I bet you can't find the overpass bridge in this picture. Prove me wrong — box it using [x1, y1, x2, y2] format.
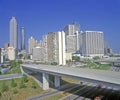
[21, 64, 120, 90]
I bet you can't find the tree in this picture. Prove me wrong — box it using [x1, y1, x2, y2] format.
[17, 60, 23, 64]
[22, 74, 28, 82]
[93, 56, 100, 60]
[9, 60, 17, 68]
[18, 54, 23, 59]
[72, 56, 80, 62]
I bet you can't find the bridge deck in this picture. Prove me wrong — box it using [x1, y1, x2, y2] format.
[22, 64, 120, 86]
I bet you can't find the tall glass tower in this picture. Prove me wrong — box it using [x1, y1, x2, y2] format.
[21, 27, 25, 50]
[10, 17, 18, 49]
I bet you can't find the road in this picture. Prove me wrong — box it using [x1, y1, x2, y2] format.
[22, 64, 120, 89]
[62, 84, 120, 100]
[0, 74, 22, 80]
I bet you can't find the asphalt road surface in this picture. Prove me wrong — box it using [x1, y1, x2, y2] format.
[0, 74, 22, 80]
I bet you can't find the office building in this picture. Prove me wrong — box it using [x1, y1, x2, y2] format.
[4, 43, 9, 50]
[63, 23, 80, 35]
[42, 35, 48, 62]
[46, 31, 66, 65]
[0, 48, 1, 63]
[21, 27, 25, 50]
[28, 36, 36, 54]
[63, 23, 81, 55]
[32, 47, 44, 61]
[82, 31, 104, 57]
[7, 47, 16, 60]
[9, 17, 18, 49]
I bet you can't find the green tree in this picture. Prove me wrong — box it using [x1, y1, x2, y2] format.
[93, 56, 100, 60]
[9, 60, 17, 68]
[17, 60, 23, 64]
[72, 56, 80, 62]
[22, 74, 28, 82]
[18, 54, 23, 59]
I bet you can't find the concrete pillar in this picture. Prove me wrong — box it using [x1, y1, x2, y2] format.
[55, 76, 60, 88]
[42, 72, 49, 90]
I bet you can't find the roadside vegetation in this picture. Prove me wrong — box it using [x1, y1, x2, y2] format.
[83, 59, 112, 70]
[67, 56, 112, 70]
[5, 60, 22, 74]
[0, 75, 43, 100]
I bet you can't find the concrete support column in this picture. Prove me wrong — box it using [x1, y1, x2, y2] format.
[55, 76, 60, 88]
[42, 72, 49, 90]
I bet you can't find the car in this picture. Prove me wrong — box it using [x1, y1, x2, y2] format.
[97, 84, 104, 88]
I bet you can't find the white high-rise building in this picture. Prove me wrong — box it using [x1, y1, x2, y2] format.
[32, 47, 44, 61]
[28, 36, 35, 54]
[7, 47, 16, 60]
[57, 31, 66, 65]
[82, 31, 104, 57]
[46, 31, 66, 65]
[10, 17, 18, 49]
[21, 27, 25, 50]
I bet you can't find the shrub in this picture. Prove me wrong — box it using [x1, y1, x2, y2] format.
[11, 79, 17, 87]
[31, 82, 37, 89]
[22, 74, 28, 82]
[1, 82, 9, 92]
[19, 80, 26, 89]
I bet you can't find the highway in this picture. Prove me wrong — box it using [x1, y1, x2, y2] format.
[22, 64, 120, 89]
[22, 64, 120, 100]
[0, 74, 22, 80]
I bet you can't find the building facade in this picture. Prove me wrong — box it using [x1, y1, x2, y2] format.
[10, 17, 18, 49]
[63, 23, 81, 60]
[32, 47, 44, 61]
[28, 36, 36, 54]
[7, 47, 16, 60]
[21, 27, 25, 50]
[82, 31, 104, 57]
[4, 43, 9, 50]
[46, 31, 66, 65]
[63, 23, 80, 36]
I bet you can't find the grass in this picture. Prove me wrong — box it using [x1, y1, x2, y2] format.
[61, 77, 79, 85]
[82, 60, 112, 70]
[42, 77, 80, 100]
[93, 64, 112, 70]
[0, 77, 44, 100]
[42, 94, 63, 100]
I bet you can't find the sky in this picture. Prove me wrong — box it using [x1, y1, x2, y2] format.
[0, 0, 120, 52]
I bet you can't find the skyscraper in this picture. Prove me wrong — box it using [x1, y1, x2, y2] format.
[9, 17, 18, 49]
[28, 36, 35, 54]
[46, 31, 66, 65]
[63, 23, 81, 54]
[82, 31, 104, 57]
[21, 27, 25, 50]
[63, 23, 80, 35]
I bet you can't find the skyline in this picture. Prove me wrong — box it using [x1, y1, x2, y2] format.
[0, 0, 120, 52]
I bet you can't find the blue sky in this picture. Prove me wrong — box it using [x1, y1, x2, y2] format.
[0, 0, 120, 52]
